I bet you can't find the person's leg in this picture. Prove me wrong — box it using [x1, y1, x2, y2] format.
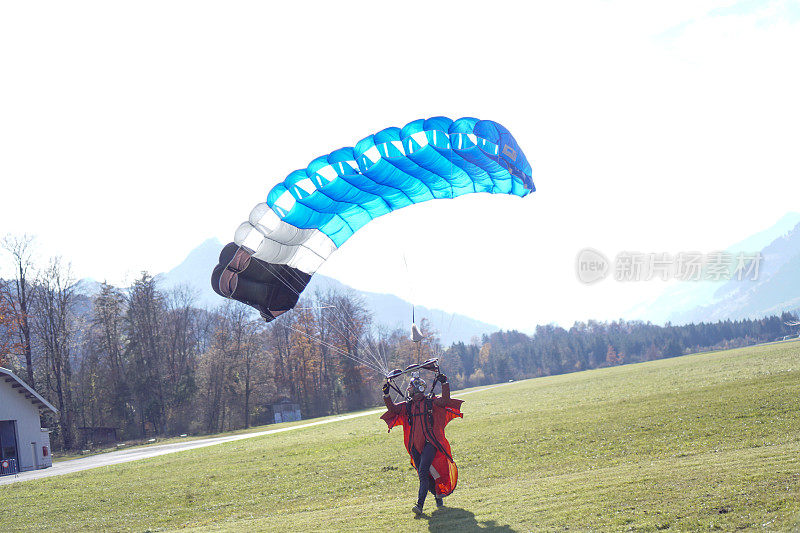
[416, 443, 437, 510]
[409, 446, 424, 514]
[425, 453, 443, 508]
[410, 446, 420, 468]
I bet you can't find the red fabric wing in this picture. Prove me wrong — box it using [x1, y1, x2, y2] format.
[381, 397, 464, 497]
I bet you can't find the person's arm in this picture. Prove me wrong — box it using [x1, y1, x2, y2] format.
[433, 375, 450, 406]
[382, 382, 403, 414]
[384, 394, 403, 413]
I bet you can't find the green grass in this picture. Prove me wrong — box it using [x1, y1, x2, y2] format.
[51, 409, 383, 463]
[3, 341, 800, 531]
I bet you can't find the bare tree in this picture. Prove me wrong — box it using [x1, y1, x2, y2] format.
[0, 283, 22, 367]
[33, 256, 76, 449]
[199, 302, 269, 430]
[2, 234, 37, 386]
[162, 285, 201, 433]
[224, 302, 265, 428]
[198, 309, 237, 433]
[324, 290, 374, 411]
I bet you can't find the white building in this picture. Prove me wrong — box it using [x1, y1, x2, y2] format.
[0, 367, 58, 474]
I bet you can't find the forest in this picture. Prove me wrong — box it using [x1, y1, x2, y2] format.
[2, 235, 798, 451]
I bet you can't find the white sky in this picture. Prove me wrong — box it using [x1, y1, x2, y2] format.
[1, 1, 799, 331]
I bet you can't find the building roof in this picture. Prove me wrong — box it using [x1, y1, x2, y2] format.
[0, 367, 58, 414]
[270, 396, 297, 404]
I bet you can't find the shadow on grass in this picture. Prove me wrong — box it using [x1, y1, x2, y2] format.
[422, 506, 517, 532]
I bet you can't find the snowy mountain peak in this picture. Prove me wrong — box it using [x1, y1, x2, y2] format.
[71, 278, 104, 297]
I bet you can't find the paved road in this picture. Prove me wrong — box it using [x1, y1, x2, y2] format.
[0, 383, 507, 485]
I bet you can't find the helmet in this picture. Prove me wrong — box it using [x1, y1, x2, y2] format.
[408, 377, 427, 395]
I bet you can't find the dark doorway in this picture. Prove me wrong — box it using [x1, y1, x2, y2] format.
[0, 420, 19, 463]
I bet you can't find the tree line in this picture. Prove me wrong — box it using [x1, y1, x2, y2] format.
[444, 314, 799, 387]
[0, 235, 434, 450]
[1, 234, 798, 451]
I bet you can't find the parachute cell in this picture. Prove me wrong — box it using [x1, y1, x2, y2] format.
[212, 116, 534, 321]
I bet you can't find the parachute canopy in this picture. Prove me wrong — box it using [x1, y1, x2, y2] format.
[212, 116, 535, 321]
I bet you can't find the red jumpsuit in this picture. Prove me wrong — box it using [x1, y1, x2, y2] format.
[381, 384, 464, 497]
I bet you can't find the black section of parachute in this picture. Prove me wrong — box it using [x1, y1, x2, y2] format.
[211, 242, 311, 322]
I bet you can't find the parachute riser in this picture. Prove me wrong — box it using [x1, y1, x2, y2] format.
[385, 358, 439, 380]
[385, 357, 440, 399]
[386, 380, 405, 398]
[428, 378, 440, 400]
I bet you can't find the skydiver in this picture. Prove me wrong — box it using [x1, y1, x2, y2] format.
[380, 373, 464, 516]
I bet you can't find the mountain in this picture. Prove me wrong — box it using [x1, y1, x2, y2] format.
[668, 222, 800, 324]
[62, 212, 800, 335]
[153, 238, 223, 308]
[630, 212, 800, 324]
[154, 238, 497, 346]
[304, 275, 497, 346]
[71, 278, 103, 298]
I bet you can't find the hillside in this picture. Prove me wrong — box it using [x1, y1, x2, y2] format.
[154, 238, 498, 346]
[3, 340, 799, 531]
[631, 212, 800, 324]
[672, 219, 800, 323]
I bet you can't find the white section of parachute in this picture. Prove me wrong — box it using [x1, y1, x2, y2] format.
[233, 202, 338, 274]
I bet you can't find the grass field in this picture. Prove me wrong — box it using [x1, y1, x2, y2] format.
[49, 410, 383, 463]
[2, 341, 800, 531]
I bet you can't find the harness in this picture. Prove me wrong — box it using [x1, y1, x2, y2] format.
[405, 398, 454, 463]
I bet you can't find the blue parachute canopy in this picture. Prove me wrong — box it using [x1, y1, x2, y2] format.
[212, 116, 534, 321]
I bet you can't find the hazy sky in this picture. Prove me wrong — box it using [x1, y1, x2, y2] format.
[1, 1, 799, 331]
